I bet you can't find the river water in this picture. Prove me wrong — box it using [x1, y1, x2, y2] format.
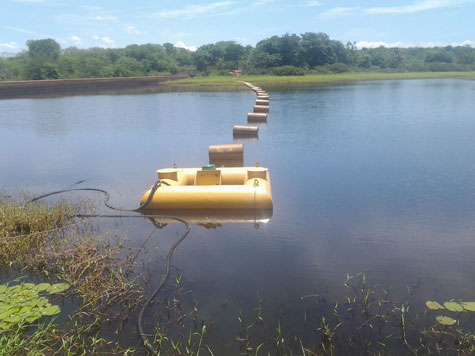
[1, 78, 475, 353]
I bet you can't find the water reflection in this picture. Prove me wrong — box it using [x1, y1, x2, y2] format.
[232, 136, 258, 144]
[143, 209, 273, 229]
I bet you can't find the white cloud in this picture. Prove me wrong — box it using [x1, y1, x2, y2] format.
[458, 40, 475, 47]
[101, 37, 115, 47]
[236, 36, 248, 44]
[355, 40, 474, 49]
[152, 1, 235, 19]
[175, 41, 197, 51]
[127, 26, 147, 35]
[93, 35, 116, 48]
[356, 41, 408, 49]
[0, 42, 17, 49]
[71, 35, 82, 46]
[319, 7, 359, 18]
[303, 1, 322, 7]
[94, 15, 117, 21]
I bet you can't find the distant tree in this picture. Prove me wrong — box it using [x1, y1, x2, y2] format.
[112, 56, 144, 77]
[255, 34, 301, 66]
[193, 47, 213, 71]
[27, 39, 60, 61]
[371, 51, 387, 68]
[453, 46, 474, 65]
[357, 54, 371, 69]
[223, 42, 244, 62]
[163, 43, 176, 56]
[250, 51, 282, 69]
[424, 49, 453, 63]
[300, 32, 346, 67]
[173, 48, 193, 67]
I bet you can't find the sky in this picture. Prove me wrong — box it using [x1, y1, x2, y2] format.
[1, 0, 474, 54]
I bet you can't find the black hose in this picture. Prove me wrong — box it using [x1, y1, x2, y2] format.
[26, 181, 190, 354]
[27, 178, 165, 212]
[138, 217, 190, 353]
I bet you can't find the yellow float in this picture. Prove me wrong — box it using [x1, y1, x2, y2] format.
[140, 165, 273, 210]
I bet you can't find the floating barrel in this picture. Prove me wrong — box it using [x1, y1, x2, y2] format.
[209, 144, 244, 167]
[257, 95, 269, 100]
[256, 91, 267, 96]
[248, 113, 268, 122]
[256, 99, 269, 106]
[253, 105, 269, 113]
[233, 125, 258, 137]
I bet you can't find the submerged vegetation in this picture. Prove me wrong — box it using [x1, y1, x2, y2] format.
[1, 193, 475, 355]
[1, 33, 474, 81]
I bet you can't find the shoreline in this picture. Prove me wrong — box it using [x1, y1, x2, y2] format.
[169, 71, 475, 91]
[1, 71, 474, 99]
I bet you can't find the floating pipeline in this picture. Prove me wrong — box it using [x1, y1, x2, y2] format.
[248, 112, 268, 122]
[233, 125, 259, 137]
[253, 105, 270, 113]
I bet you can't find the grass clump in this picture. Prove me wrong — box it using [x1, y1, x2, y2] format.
[0, 195, 77, 264]
[0, 192, 143, 354]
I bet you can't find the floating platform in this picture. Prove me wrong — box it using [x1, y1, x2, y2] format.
[140, 166, 273, 210]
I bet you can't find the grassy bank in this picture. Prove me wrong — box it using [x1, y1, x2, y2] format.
[167, 71, 475, 91]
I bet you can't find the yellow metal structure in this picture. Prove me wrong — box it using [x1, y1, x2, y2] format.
[140, 167, 273, 210]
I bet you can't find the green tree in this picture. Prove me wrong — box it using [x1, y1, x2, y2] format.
[27, 39, 60, 61]
[453, 46, 474, 65]
[357, 54, 371, 69]
[424, 49, 453, 63]
[300, 32, 346, 67]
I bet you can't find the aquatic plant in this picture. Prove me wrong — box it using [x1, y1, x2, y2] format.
[0, 280, 69, 331]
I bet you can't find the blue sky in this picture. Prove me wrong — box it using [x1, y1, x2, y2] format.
[1, 0, 474, 54]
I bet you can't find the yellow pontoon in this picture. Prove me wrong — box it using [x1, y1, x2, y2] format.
[140, 166, 273, 210]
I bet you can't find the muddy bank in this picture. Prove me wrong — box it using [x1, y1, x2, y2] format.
[0, 75, 188, 99]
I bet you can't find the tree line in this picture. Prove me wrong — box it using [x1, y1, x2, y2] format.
[0, 33, 474, 81]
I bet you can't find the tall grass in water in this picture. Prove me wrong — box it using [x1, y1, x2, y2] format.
[0, 193, 143, 355]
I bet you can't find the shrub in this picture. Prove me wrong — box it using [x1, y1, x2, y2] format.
[325, 63, 350, 73]
[272, 65, 305, 76]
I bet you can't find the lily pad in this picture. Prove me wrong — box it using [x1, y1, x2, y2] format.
[42, 305, 60, 316]
[22, 283, 35, 290]
[460, 302, 475, 312]
[426, 301, 444, 310]
[444, 301, 464, 312]
[34, 283, 51, 292]
[0, 282, 64, 329]
[47, 283, 70, 294]
[436, 316, 457, 326]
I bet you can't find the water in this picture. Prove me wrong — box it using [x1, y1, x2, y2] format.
[1, 79, 475, 353]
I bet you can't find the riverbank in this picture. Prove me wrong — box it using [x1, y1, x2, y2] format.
[0, 75, 187, 99]
[1, 72, 473, 99]
[167, 71, 475, 91]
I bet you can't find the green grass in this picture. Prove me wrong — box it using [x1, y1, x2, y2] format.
[167, 71, 475, 91]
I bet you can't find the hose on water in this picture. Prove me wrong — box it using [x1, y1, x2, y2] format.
[23, 180, 190, 355]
